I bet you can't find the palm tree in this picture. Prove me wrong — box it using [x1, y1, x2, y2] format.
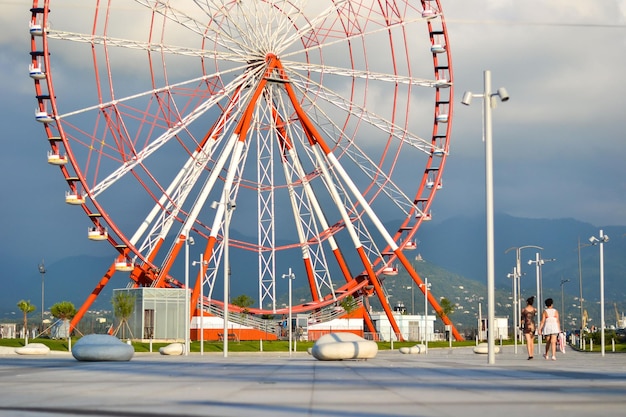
[232, 294, 254, 314]
[437, 297, 455, 335]
[437, 297, 455, 319]
[17, 300, 36, 343]
[112, 291, 136, 339]
[50, 301, 77, 339]
[340, 295, 359, 331]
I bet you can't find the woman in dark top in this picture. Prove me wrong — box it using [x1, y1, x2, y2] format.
[520, 296, 537, 359]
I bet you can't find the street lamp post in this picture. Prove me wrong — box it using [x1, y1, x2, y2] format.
[38, 260, 46, 328]
[528, 253, 556, 354]
[420, 278, 431, 354]
[506, 267, 518, 354]
[282, 268, 296, 357]
[505, 245, 543, 347]
[589, 230, 609, 357]
[211, 198, 236, 358]
[576, 238, 591, 347]
[406, 284, 414, 315]
[560, 279, 570, 331]
[223, 200, 235, 358]
[184, 236, 195, 356]
[462, 70, 509, 365]
[192, 254, 208, 355]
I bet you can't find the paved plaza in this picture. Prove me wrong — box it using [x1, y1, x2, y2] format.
[0, 345, 624, 417]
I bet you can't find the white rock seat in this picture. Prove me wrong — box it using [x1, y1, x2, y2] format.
[473, 342, 500, 354]
[72, 334, 134, 362]
[311, 333, 378, 361]
[399, 344, 426, 354]
[15, 343, 50, 355]
[159, 342, 184, 356]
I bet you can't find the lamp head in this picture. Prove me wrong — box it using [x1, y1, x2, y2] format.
[210, 201, 219, 209]
[589, 236, 599, 244]
[187, 236, 195, 245]
[497, 87, 510, 102]
[461, 91, 473, 106]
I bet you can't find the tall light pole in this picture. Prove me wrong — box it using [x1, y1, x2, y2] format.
[224, 200, 235, 358]
[192, 254, 208, 355]
[506, 267, 518, 354]
[38, 260, 46, 327]
[576, 238, 591, 346]
[528, 253, 556, 354]
[420, 278, 431, 354]
[589, 230, 609, 357]
[505, 245, 543, 347]
[282, 268, 296, 356]
[210, 198, 236, 358]
[560, 278, 570, 331]
[462, 70, 509, 364]
[184, 236, 195, 355]
[405, 284, 414, 315]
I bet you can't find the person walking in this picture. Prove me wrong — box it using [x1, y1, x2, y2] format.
[520, 296, 537, 359]
[539, 298, 561, 360]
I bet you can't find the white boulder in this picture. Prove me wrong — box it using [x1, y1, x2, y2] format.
[399, 344, 426, 354]
[15, 343, 50, 355]
[473, 342, 500, 354]
[311, 333, 378, 361]
[159, 343, 184, 355]
[72, 334, 134, 362]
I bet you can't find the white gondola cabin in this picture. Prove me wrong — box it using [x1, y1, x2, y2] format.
[35, 110, 53, 123]
[382, 265, 399, 276]
[114, 256, 134, 272]
[426, 180, 443, 190]
[29, 64, 46, 79]
[416, 211, 432, 221]
[65, 191, 85, 205]
[432, 148, 445, 157]
[47, 150, 67, 165]
[435, 113, 449, 123]
[88, 226, 108, 241]
[29, 21, 46, 36]
[404, 241, 417, 250]
[430, 44, 446, 54]
[422, 9, 436, 19]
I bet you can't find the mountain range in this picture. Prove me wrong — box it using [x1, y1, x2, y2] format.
[2, 213, 625, 331]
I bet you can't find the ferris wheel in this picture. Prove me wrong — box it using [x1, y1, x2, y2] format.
[29, 0, 461, 341]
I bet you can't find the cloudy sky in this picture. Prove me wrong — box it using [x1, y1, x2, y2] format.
[1, 0, 625, 285]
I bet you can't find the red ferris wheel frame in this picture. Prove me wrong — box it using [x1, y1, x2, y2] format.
[28, 0, 462, 342]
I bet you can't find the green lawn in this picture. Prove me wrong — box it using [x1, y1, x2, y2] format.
[2, 337, 622, 353]
[1, 337, 477, 353]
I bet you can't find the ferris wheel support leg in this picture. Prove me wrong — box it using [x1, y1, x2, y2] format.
[301, 257, 320, 301]
[189, 237, 218, 317]
[362, 308, 377, 339]
[355, 247, 404, 341]
[69, 261, 118, 333]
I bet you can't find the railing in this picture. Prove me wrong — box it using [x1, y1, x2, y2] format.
[202, 296, 364, 337]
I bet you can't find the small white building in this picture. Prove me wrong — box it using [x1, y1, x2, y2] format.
[478, 317, 509, 341]
[114, 288, 187, 341]
[0, 323, 16, 339]
[370, 312, 435, 342]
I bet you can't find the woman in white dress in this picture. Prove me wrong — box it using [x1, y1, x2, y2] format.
[539, 298, 561, 360]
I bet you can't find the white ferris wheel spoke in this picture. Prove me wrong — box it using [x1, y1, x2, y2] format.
[286, 69, 437, 153]
[88, 69, 260, 199]
[47, 30, 246, 63]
